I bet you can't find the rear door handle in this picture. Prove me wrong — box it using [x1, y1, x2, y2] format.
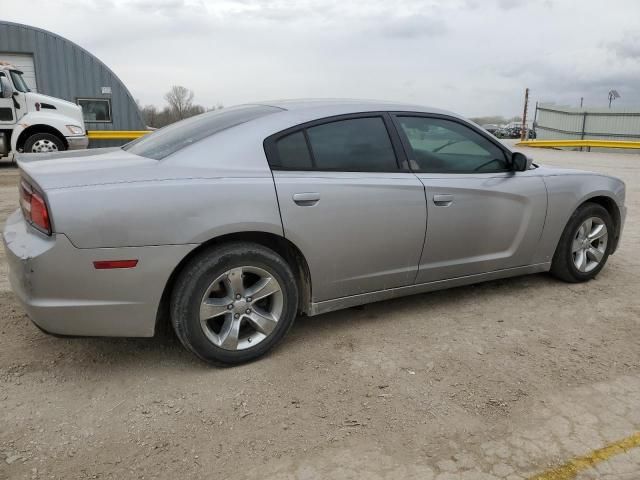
[433, 194, 454, 206]
[293, 192, 320, 206]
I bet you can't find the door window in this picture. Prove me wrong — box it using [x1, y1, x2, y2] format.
[270, 116, 398, 171]
[397, 116, 509, 173]
[306, 117, 398, 171]
[0, 73, 14, 122]
[273, 131, 313, 169]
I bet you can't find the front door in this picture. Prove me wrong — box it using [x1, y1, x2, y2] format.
[392, 114, 547, 283]
[0, 73, 16, 126]
[265, 114, 427, 302]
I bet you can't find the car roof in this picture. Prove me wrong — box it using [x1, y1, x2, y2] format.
[253, 98, 458, 118]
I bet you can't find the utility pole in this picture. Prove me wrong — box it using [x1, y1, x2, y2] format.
[580, 97, 584, 108]
[520, 88, 529, 141]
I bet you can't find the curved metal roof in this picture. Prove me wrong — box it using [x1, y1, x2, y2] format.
[0, 20, 145, 132]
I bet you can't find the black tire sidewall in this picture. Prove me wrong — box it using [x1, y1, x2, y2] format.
[170, 243, 298, 365]
[24, 133, 65, 153]
[554, 203, 614, 282]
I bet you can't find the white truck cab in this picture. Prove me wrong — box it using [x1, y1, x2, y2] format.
[0, 61, 88, 159]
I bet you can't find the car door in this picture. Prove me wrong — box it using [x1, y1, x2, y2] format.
[0, 72, 16, 126]
[265, 114, 427, 302]
[392, 114, 547, 283]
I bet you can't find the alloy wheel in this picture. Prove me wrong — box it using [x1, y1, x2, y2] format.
[572, 217, 608, 273]
[199, 266, 284, 350]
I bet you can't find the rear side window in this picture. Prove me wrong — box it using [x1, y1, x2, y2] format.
[306, 117, 397, 171]
[124, 105, 282, 160]
[273, 131, 313, 169]
[269, 116, 399, 171]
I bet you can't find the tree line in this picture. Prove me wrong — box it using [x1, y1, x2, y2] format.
[137, 85, 222, 129]
[138, 88, 524, 130]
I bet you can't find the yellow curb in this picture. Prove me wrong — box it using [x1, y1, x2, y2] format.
[529, 431, 640, 480]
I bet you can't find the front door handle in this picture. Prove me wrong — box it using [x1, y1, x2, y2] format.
[433, 194, 454, 206]
[293, 192, 320, 206]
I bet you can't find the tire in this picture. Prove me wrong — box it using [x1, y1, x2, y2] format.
[550, 202, 614, 283]
[170, 242, 299, 365]
[23, 132, 65, 153]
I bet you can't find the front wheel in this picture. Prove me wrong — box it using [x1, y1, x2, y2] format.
[170, 242, 299, 365]
[24, 132, 65, 153]
[550, 202, 614, 283]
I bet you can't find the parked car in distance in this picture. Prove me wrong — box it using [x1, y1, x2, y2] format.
[481, 123, 500, 134]
[3, 100, 626, 365]
[495, 122, 536, 140]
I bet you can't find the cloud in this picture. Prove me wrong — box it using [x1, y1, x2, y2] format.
[497, 0, 526, 10]
[1, 0, 639, 116]
[376, 15, 447, 38]
[607, 33, 640, 60]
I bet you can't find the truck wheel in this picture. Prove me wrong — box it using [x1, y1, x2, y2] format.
[170, 242, 299, 365]
[24, 133, 65, 153]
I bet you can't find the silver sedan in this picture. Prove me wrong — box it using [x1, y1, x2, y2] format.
[3, 100, 627, 364]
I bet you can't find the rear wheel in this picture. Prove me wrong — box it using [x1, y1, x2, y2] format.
[24, 132, 65, 153]
[170, 242, 299, 365]
[550, 202, 613, 283]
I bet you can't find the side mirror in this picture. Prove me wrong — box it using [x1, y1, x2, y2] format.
[0, 77, 13, 98]
[512, 151, 532, 171]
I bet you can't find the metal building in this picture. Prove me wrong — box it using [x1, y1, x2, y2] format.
[0, 20, 144, 145]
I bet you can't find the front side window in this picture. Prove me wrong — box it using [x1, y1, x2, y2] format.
[397, 116, 509, 173]
[77, 98, 112, 123]
[305, 117, 398, 171]
[9, 70, 30, 93]
[124, 105, 281, 160]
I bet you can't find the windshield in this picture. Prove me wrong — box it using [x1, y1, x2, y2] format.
[123, 105, 282, 160]
[9, 70, 30, 93]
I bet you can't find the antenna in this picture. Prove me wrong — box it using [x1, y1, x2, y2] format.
[608, 89, 620, 108]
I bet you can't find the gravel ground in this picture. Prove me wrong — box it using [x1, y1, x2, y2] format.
[0, 146, 639, 480]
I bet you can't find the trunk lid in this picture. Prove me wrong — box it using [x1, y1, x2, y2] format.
[17, 148, 160, 190]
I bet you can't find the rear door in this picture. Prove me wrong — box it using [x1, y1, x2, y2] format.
[392, 114, 547, 283]
[265, 114, 427, 302]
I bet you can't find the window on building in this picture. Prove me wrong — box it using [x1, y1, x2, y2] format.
[77, 98, 112, 123]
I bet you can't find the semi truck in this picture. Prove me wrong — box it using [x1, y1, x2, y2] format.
[0, 61, 88, 160]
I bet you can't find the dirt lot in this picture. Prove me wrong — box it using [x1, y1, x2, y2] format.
[1, 147, 639, 480]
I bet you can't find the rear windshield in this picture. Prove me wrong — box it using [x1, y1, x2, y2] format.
[123, 105, 282, 160]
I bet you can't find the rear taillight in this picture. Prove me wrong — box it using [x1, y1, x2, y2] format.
[20, 179, 51, 235]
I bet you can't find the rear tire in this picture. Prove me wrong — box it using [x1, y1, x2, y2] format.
[170, 242, 299, 365]
[550, 202, 613, 283]
[24, 132, 65, 153]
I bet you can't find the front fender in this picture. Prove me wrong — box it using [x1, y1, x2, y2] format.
[534, 173, 626, 263]
[11, 111, 83, 150]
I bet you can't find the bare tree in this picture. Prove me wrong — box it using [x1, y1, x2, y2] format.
[140, 104, 160, 127]
[164, 85, 195, 121]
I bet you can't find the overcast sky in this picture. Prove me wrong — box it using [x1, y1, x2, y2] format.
[3, 0, 640, 116]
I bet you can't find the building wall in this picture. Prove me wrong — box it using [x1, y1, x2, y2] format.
[0, 21, 145, 146]
[536, 103, 640, 141]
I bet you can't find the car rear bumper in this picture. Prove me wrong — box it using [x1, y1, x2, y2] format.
[3, 209, 195, 337]
[66, 135, 89, 151]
